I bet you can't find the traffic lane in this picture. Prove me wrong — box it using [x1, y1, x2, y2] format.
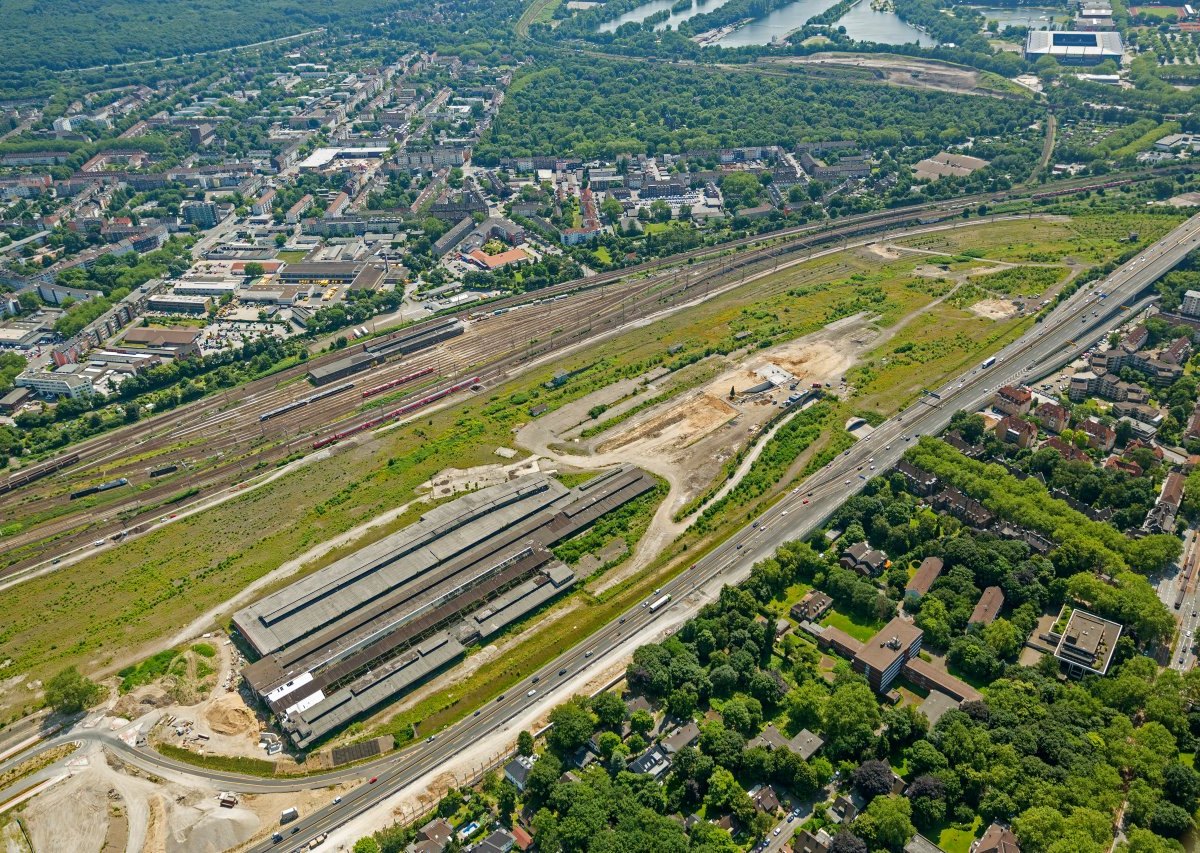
[103, 219, 1200, 846]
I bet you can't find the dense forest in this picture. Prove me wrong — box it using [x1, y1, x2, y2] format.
[0, 0, 529, 83]
[474, 57, 1041, 161]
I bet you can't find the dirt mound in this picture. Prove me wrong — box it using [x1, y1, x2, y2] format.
[204, 695, 257, 736]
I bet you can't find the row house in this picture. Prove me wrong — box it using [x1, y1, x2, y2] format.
[933, 486, 994, 528]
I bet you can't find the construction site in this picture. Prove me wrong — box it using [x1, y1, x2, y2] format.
[234, 465, 656, 748]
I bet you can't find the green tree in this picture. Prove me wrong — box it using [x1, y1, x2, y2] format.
[630, 708, 654, 736]
[243, 262, 265, 278]
[854, 795, 915, 851]
[518, 730, 535, 756]
[823, 680, 881, 757]
[591, 692, 626, 730]
[547, 699, 596, 754]
[353, 838, 381, 853]
[44, 666, 102, 713]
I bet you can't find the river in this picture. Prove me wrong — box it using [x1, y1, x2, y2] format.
[715, 0, 843, 46]
[834, 2, 938, 46]
[598, 0, 734, 32]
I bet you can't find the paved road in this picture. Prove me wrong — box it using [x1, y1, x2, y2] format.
[241, 211, 1200, 852]
[8, 213, 1199, 851]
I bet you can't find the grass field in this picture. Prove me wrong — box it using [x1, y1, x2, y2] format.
[938, 817, 983, 853]
[0, 214, 1155, 728]
[820, 609, 884, 642]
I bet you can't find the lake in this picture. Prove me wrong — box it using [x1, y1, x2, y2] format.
[834, 2, 938, 46]
[598, 0, 734, 32]
[715, 0, 843, 46]
[968, 4, 1062, 28]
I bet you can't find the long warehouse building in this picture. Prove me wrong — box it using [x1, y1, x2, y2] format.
[234, 466, 656, 747]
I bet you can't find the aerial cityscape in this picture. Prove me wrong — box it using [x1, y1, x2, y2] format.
[1, 0, 1200, 851]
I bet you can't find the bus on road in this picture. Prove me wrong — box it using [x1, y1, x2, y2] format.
[981, 356, 996, 369]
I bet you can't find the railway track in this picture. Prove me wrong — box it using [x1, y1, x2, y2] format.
[0, 170, 1174, 571]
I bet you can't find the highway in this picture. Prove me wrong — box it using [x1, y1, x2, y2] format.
[5, 212, 1197, 851]
[237, 209, 1200, 851]
[0, 217, 1195, 849]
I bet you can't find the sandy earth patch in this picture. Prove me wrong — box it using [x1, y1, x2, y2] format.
[204, 694, 258, 737]
[597, 393, 738, 454]
[970, 298, 1020, 320]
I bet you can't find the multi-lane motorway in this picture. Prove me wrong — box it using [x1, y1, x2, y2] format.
[235, 210, 1200, 850]
[6, 212, 1199, 851]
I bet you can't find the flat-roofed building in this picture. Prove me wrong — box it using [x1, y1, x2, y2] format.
[1053, 608, 1121, 677]
[1025, 30, 1123, 65]
[120, 326, 202, 357]
[852, 616, 923, 693]
[15, 369, 94, 398]
[147, 294, 212, 315]
[235, 467, 656, 748]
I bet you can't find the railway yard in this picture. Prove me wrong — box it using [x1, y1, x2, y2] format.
[0, 179, 1196, 853]
[0, 170, 1165, 581]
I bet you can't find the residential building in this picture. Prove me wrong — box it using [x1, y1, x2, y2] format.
[969, 586, 1005, 626]
[1052, 607, 1122, 678]
[995, 415, 1037, 449]
[1144, 470, 1186, 534]
[416, 818, 454, 849]
[252, 187, 277, 216]
[906, 836, 947, 853]
[660, 721, 700, 755]
[504, 754, 537, 791]
[473, 829, 517, 853]
[933, 487, 994, 528]
[628, 745, 671, 780]
[1182, 289, 1200, 318]
[839, 541, 889, 577]
[182, 201, 220, 228]
[791, 590, 834, 622]
[895, 460, 939, 496]
[906, 557, 945, 604]
[1042, 435, 1090, 462]
[794, 828, 834, 853]
[285, 194, 314, 224]
[993, 385, 1032, 416]
[852, 616, 923, 693]
[972, 822, 1020, 853]
[1078, 419, 1115, 452]
[1035, 401, 1070, 434]
[751, 784, 781, 814]
[750, 724, 825, 759]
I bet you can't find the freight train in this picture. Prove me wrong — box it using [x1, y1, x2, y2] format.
[361, 366, 437, 399]
[307, 319, 464, 386]
[312, 377, 479, 450]
[259, 382, 356, 422]
[0, 453, 81, 497]
[69, 477, 130, 500]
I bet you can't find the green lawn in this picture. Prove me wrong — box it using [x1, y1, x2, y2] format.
[938, 817, 983, 853]
[820, 608, 884, 642]
[276, 250, 308, 263]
